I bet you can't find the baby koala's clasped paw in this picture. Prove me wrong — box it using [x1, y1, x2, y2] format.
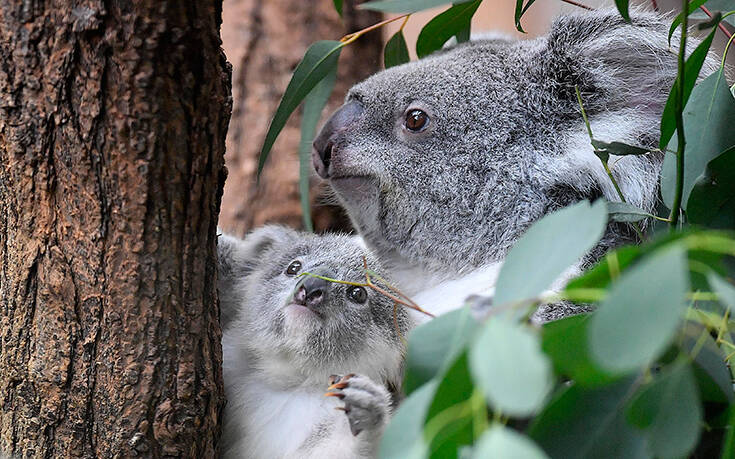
[325, 373, 391, 437]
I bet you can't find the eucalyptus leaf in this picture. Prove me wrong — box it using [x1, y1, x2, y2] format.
[493, 200, 607, 310]
[591, 139, 650, 156]
[259, 40, 343, 176]
[722, 405, 735, 459]
[384, 30, 410, 69]
[361, 0, 474, 13]
[529, 378, 648, 459]
[607, 201, 655, 223]
[298, 65, 337, 231]
[379, 381, 438, 459]
[614, 0, 630, 22]
[404, 307, 478, 394]
[416, 0, 482, 58]
[473, 426, 549, 459]
[333, 0, 343, 16]
[661, 71, 735, 209]
[659, 27, 718, 151]
[668, 0, 708, 43]
[469, 318, 552, 416]
[708, 272, 735, 313]
[687, 147, 735, 228]
[542, 315, 618, 387]
[589, 246, 689, 373]
[626, 362, 702, 459]
[514, 0, 537, 33]
[680, 321, 734, 403]
[426, 352, 475, 456]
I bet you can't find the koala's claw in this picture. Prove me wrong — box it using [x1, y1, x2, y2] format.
[324, 373, 390, 437]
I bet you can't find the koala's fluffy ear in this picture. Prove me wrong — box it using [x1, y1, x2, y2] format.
[217, 225, 299, 327]
[544, 9, 683, 115]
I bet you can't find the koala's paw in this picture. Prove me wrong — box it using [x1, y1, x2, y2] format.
[325, 373, 391, 437]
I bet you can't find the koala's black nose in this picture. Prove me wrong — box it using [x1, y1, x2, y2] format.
[293, 268, 336, 310]
[312, 100, 363, 179]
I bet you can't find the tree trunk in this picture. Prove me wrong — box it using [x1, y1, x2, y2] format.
[218, 0, 383, 236]
[0, 1, 230, 457]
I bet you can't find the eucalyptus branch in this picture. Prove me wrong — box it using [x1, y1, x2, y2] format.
[340, 13, 410, 45]
[669, 0, 689, 228]
[574, 86, 645, 241]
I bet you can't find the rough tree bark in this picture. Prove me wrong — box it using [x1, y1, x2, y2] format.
[218, 0, 383, 236]
[0, 1, 230, 457]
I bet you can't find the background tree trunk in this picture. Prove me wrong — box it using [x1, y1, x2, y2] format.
[0, 1, 230, 456]
[217, 0, 383, 236]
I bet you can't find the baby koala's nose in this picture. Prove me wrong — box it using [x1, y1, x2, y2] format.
[294, 269, 336, 310]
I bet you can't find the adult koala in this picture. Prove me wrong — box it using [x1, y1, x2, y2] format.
[312, 10, 705, 321]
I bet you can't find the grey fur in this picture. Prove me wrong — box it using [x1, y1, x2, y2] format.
[217, 226, 411, 458]
[313, 9, 719, 321]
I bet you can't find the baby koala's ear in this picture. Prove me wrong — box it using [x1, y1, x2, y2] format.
[217, 225, 299, 279]
[216, 225, 299, 327]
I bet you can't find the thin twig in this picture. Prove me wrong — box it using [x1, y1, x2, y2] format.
[560, 0, 594, 10]
[340, 13, 410, 45]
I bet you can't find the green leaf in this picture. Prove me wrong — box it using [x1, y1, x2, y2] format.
[404, 307, 479, 394]
[722, 404, 735, 459]
[473, 426, 549, 459]
[591, 139, 651, 156]
[589, 246, 689, 373]
[614, 0, 630, 22]
[542, 315, 618, 387]
[626, 362, 702, 459]
[426, 351, 475, 456]
[668, 0, 708, 44]
[258, 40, 343, 176]
[493, 200, 607, 310]
[607, 201, 656, 223]
[361, 0, 474, 13]
[708, 272, 735, 313]
[455, 24, 471, 44]
[565, 245, 642, 291]
[514, 0, 538, 33]
[680, 321, 734, 403]
[384, 30, 410, 69]
[298, 65, 337, 231]
[661, 71, 735, 208]
[416, 0, 482, 59]
[333, 0, 343, 16]
[687, 147, 735, 228]
[379, 381, 438, 459]
[529, 378, 648, 459]
[659, 27, 719, 150]
[469, 318, 552, 417]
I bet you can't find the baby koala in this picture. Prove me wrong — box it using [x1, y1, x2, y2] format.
[217, 226, 411, 459]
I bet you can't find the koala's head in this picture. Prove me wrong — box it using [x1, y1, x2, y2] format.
[217, 226, 410, 382]
[313, 10, 694, 275]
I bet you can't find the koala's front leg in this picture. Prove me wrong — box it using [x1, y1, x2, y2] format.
[325, 373, 391, 455]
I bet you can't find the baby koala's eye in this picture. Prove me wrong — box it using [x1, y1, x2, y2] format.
[404, 109, 429, 132]
[346, 286, 368, 304]
[285, 260, 302, 276]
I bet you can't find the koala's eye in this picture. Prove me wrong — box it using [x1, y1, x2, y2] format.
[405, 109, 429, 132]
[346, 286, 368, 304]
[285, 260, 302, 276]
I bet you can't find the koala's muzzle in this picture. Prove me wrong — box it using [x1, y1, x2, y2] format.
[312, 100, 363, 178]
[293, 268, 336, 311]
